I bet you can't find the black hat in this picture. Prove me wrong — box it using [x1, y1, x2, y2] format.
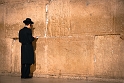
[23, 18, 34, 24]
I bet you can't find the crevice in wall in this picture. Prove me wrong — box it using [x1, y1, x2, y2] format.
[95, 34, 120, 36]
[45, 3, 49, 38]
[45, 0, 53, 38]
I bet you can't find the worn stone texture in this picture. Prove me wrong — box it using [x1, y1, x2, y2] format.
[70, 0, 114, 35]
[11, 39, 21, 75]
[5, 1, 47, 38]
[43, 36, 94, 76]
[0, 4, 12, 74]
[47, 0, 71, 37]
[0, 0, 124, 79]
[94, 35, 124, 78]
[0, 38, 12, 74]
[115, 0, 124, 33]
[0, 4, 5, 38]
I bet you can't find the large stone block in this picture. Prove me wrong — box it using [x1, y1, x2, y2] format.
[47, 36, 94, 76]
[47, 0, 71, 37]
[33, 38, 47, 75]
[33, 36, 94, 77]
[70, 0, 114, 34]
[94, 35, 124, 78]
[5, 1, 47, 38]
[0, 38, 12, 74]
[47, 0, 123, 37]
[11, 39, 21, 75]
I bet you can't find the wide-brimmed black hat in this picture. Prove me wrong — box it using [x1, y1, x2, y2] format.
[23, 18, 34, 24]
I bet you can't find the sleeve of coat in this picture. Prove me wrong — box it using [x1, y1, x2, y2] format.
[19, 30, 22, 43]
[28, 29, 35, 42]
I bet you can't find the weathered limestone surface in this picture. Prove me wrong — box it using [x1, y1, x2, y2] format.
[11, 39, 21, 75]
[0, 0, 124, 79]
[94, 35, 124, 78]
[0, 4, 5, 38]
[34, 36, 94, 76]
[0, 4, 12, 74]
[115, 0, 124, 33]
[70, 0, 114, 34]
[48, 0, 71, 37]
[5, 1, 47, 38]
[0, 38, 12, 74]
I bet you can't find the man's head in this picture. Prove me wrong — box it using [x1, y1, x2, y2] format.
[23, 18, 34, 28]
[23, 18, 34, 25]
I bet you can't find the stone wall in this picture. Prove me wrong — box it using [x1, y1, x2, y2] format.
[0, 0, 124, 79]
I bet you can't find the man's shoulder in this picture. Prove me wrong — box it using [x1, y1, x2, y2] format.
[20, 27, 28, 31]
[19, 27, 26, 33]
[20, 27, 31, 33]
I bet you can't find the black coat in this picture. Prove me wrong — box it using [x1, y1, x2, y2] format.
[19, 27, 35, 64]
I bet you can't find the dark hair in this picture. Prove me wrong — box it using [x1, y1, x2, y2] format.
[24, 23, 31, 25]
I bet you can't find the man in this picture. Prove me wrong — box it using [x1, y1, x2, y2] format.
[19, 18, 37, 79]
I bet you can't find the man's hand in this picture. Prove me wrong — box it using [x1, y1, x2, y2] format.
[35, 36, 39, 39]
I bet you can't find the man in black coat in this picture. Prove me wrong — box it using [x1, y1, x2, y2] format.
[19, 18, 37, 79]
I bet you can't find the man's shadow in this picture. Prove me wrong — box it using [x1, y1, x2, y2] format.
[30, 26, 38, 77]
[30, 38, 38, 77]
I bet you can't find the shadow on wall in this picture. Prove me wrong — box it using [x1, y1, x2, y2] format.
[30, 28, 38, 77]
